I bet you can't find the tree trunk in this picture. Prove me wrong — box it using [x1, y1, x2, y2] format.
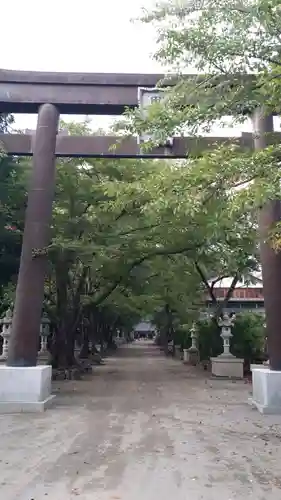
[50, 319, 77, 368]
[79, 328, 90, 359]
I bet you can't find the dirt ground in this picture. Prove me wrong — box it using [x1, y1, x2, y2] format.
[0, 342, 281, 500]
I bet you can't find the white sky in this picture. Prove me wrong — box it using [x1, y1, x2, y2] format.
[1, 0, 280, 135]
[2, 0, 161, 131]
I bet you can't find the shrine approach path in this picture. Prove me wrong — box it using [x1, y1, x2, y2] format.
[1, 341, 281, 500]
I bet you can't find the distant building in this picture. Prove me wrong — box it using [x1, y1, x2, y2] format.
[205, 275, 264, 315]
[133, 321, 156, 338]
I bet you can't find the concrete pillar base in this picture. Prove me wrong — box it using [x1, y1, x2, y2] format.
[249, 367, 281, 414]
[250, 363, 267, 372]
[211, 355, 244, 379]
[0, 365, 55, 413]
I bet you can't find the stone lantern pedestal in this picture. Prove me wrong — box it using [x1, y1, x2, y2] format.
[183, 349, 189, 363]
[211, 355, 244, 379]
[174, 345, 182, 360]
[211, 313, 244, 379]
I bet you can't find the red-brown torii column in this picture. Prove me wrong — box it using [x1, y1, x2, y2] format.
[7, 104, 59, 367]
[250, 109, 281, 414]
[252, 110, 281, 371]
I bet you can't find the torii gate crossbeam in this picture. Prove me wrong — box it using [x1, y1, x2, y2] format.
[0, 132, 267, 158]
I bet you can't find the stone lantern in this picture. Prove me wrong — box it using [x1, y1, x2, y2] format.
[211, 312, 244, 379]
[183, 323, 199, 365]
[190, 325, 198, 350]
[0, 308, 13, 361]
[39, 312, 50, 359]
[218, 313, 235, 356]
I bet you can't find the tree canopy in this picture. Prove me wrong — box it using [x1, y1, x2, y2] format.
[0, 116, 262, 366]
[140, 0, 281, 124]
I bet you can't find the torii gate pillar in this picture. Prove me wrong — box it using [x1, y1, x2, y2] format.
[7, 104, 59, 367]
[250, 110, 281, 414]
[0, 104, 59, 413]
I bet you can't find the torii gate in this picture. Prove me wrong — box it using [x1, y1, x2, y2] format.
[0, 69, 280, 381]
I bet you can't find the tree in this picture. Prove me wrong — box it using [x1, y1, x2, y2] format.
[113, 0, 281, 329]
[0, 114, 27, 305]
[138, 0, 281, 131]
[42, 119, 254, 365]
[48, 124, 275, 364]
[43, 121, 209, 367]
[119, 0, 281, 162]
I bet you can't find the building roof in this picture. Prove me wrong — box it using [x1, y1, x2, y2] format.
[211, 272, 262, 289]
[133, 321, 155, 332]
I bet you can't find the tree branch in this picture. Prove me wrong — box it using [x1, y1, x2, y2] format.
[210, 275, 231, 292]
[194, 262, 217, 305]
[109, 223, 162, 238]
[90, 242, 202, 306]
[215, 273, 239, 318]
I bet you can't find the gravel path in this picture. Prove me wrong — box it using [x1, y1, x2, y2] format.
[0, 341, 281, 500]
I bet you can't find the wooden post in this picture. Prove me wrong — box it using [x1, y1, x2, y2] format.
[7, 104, 59, 367]
[252, 110, 281, 370]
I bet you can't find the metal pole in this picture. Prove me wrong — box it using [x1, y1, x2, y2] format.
[7, 104, 59, 367]
[252, 109, 281, 370]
